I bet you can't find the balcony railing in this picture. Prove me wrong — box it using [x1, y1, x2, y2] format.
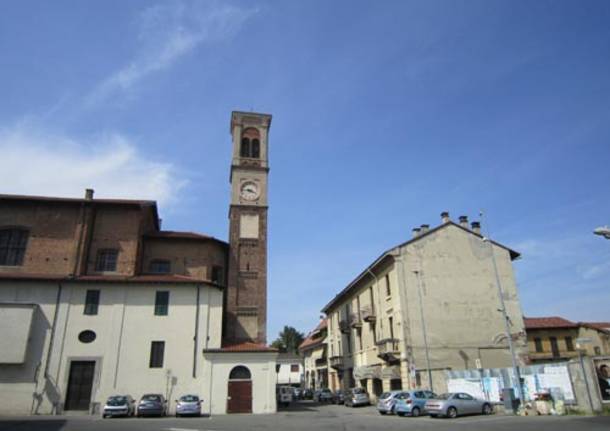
[315, 357, 328, 367]
[361, 305, 376, 323]
[376, 338, 400, 363]
[349, 312, 362, 328]
[339, 319, 350, 334]
[329, 355, 344, 370]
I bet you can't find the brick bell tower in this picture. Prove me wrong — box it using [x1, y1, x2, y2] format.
[224, 111, 271, 345]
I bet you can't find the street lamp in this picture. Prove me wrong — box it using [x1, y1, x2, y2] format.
[593, 226, 610, 239]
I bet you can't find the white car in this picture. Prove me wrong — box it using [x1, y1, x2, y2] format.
[102, 395, 135, 418]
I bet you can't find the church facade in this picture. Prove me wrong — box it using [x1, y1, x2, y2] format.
[0, 111, 277, 415]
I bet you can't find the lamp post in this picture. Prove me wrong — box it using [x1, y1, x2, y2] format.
[593, 226, 610, 239]
[479, 212, 525, 412]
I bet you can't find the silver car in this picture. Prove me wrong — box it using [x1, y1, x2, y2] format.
[175, 394, 202, 417]
[137, 393, 167, 417]
[102, 395, 135, 418]
[425, 392, 493, 418]
[344, 387, 370, 407]
[376, 390, 403, 415]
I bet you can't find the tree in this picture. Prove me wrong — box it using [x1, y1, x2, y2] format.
[271, 326, 305, 354]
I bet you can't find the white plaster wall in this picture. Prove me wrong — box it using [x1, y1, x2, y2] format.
[0, 281, 224, 416]
[276, 362, 302, 385]
[202, 352, 277, 415]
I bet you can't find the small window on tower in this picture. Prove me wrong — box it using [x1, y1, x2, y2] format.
[95, 249, 118, 272]
[251, 139, 260, 158]
[240, 138, 250, 158]
[211, 265, 224, 285]
[241, 128, 260, 158]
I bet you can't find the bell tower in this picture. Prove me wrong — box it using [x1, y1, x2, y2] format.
[224, 111, 271, 345]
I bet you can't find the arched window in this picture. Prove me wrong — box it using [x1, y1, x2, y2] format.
[240, 138, 250, 158]
[229, 365, 251, 380]
[251, 139, 260, 158]
[240, 128, 260, 158]
[0, 227, 29, 266]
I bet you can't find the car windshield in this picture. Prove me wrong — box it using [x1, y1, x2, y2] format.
[436, 393, 452, 400]
[322, 389, 331, 393]
[380, 392, 392, 399]
[180, 395, 199, 402]
[398, 393, 411, 400]
[142, 395, 161, 402]
[107, 396, 127, 406]
[352, 388, 365, 394]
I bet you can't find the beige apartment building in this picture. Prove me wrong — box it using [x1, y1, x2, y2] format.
[322, 213, 527, 401]
[299, 319, 328, 390]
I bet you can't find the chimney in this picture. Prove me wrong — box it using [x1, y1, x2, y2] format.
[85, 188, 94, 200]
[459, 215, 469, 228]
[441, 211, 450, 223]
[420, 224, 430, 234]
[471, 221, 481, 235]
[412, 227, 421, 238]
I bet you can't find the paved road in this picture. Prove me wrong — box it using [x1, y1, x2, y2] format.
[1, 401, 609, 431]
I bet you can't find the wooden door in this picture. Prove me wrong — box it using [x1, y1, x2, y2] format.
[227, 380, 252, 413]
[65, 361, 95, 411]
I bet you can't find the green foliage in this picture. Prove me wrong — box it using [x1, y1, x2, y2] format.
[270, 326, 305, 354]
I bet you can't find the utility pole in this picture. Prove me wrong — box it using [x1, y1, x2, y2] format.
[414, 270, 433, 392]
[480, 212, 525, 412]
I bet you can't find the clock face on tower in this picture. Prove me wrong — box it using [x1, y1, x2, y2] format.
[240, 181, 259, 201]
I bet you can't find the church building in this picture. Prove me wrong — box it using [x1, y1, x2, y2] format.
[0, 111, 278, 415]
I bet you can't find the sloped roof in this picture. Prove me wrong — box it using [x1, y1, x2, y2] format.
[299, 319, 327, 352]
[205, 341, 278, 353]
[524, 316, 578, 329]
[0, 272, 213, 285]
[145, 230, 228, 246]
[322, 221, 520, 313]
[583, 322, 610, 330]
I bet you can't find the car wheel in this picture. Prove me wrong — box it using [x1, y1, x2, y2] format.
[397, 412, 405, 417]
[411, 407, 421, 417]
[447, 407, 458, 419]
[482, 403, 492, 415]
[430, 414, 437, 418]
[379, 411, 386, 415]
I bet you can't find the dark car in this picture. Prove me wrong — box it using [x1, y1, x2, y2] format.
[302, 389, 314, 400]
[314, 388, 334, 403]
[333, 390, 345, 405]
[137, 394, 167, 417]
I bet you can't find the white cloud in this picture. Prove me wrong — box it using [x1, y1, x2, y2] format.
[86, 1, 256, 106]
[0, 123, 186, 207]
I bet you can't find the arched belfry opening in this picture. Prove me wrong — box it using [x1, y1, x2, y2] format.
[240, 128, 260, 158]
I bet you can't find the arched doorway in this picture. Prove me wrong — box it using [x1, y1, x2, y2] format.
[227, 366, 252, 413]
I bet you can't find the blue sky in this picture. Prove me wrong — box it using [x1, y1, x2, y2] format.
[1, 0, 609, 340]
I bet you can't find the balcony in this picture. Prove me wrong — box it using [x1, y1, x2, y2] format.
[315, 357, 328, 368]
[361, 305, 376, 323]
[339, 319, 350, 334]
[376, 338, 400, 364]
[349, 312, 362, 328]
[329, 355, 344, 370]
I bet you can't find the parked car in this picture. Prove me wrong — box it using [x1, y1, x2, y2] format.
[277, 385, 293, 407]
[333, 390, 345, 405]
[175, 394, 202, 417]
[344, 387, 370, 407]
[302, 389, 314, 400]
[425, 392, 493, 418]
[376, 391, 403, 415]
[136, 394, 167, 417]
[102, 395, 135, 418]
[293, 387, 302, 399]
[314, 388, 334, 403]
[395, 390, 437, 417]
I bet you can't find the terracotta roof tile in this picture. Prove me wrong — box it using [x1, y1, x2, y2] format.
[299, 319, 327, 351]
[524, 316, 578, 329]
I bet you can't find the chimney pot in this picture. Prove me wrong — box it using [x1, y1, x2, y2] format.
[420, 224, 430, 234]
[441, 211, 450, 223]
[412, 227, 421, 238]
[471, 221, 481, 234]
[85, 189, 94, 200]
[459, 215, 469, 228]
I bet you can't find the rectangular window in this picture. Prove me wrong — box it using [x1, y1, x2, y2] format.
[534, 337, 543, 353]
[371, 322, 377, 344]
[594, 346, 601, 355]
[0, 228, 29, 266]
[95, 249, 118, 272]
[154, 291, 169, 316]
[211, 265, 223, 284]
[346, 331, 352, 354]
[84, 290, 100, 315]
[565, 337, 575, 352]
[550, 337, 560, 358]
[149, 341, 165, 368]
[290, 364, 299, 372]
[356, 327, 362, 350]
[389, 316, 395, 339]
[385, 274, 391, 297]
[149, 259, 170, 274]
